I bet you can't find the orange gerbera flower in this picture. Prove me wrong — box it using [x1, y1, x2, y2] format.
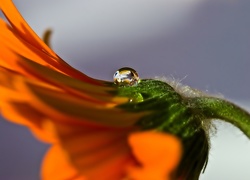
[0, 1, 182, 180]
[2, 1, 250, 180]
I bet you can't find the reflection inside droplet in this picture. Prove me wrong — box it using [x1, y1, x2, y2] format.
[113, 67, 140, 86]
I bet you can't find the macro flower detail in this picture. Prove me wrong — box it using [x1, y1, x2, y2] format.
[1, 1, 250, 180]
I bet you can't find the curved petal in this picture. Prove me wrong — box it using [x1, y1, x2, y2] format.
[6, 72, 145, 127]
[127, 131, 182, 180]
[1, 102, 57, 143]
[17, 57, 124, 104]
[42, 145, 86, 180]
[0, 0, 101, 84]
[0, 0, 57, 58]
[43, 122, 136, 180]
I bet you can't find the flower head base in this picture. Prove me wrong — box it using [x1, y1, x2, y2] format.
[1, 1, 250, 180]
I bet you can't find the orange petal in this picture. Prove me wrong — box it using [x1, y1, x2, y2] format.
[17, 57, 119, 104]
[0, 0, 101, 83]
[0, 65, 59, 100]
[62, 131, 133, 180]
[0, 66, 135, 129]
[0, 0, 57, 58]
[0, 67, 58, 142]
[0, 19, 48, 74]
[19, 79, 146, 127]
[127, 131, 182, 180]
[48, 123, 135, 180]
[42, 145, 86, 180]
[1, 101, 57, 143]
[0, 14, 63, 75]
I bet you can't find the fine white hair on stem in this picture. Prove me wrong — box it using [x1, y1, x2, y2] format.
[155, 76, 218, 137]
[155, 76, 223, 99]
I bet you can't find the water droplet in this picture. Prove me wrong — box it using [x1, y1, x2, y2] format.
[113, 67, 140, 86]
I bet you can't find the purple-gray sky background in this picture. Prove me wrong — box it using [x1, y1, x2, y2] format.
[0, 0, 250, 179]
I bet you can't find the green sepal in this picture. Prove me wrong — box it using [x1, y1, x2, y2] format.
[115, 79, 250, 179]
[116, 79, 203, 138]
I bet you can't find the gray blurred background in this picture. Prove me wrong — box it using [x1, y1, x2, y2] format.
[0, 0, 250, 179]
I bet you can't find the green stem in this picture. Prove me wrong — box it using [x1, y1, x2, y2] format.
[187, 97, 250, 138]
